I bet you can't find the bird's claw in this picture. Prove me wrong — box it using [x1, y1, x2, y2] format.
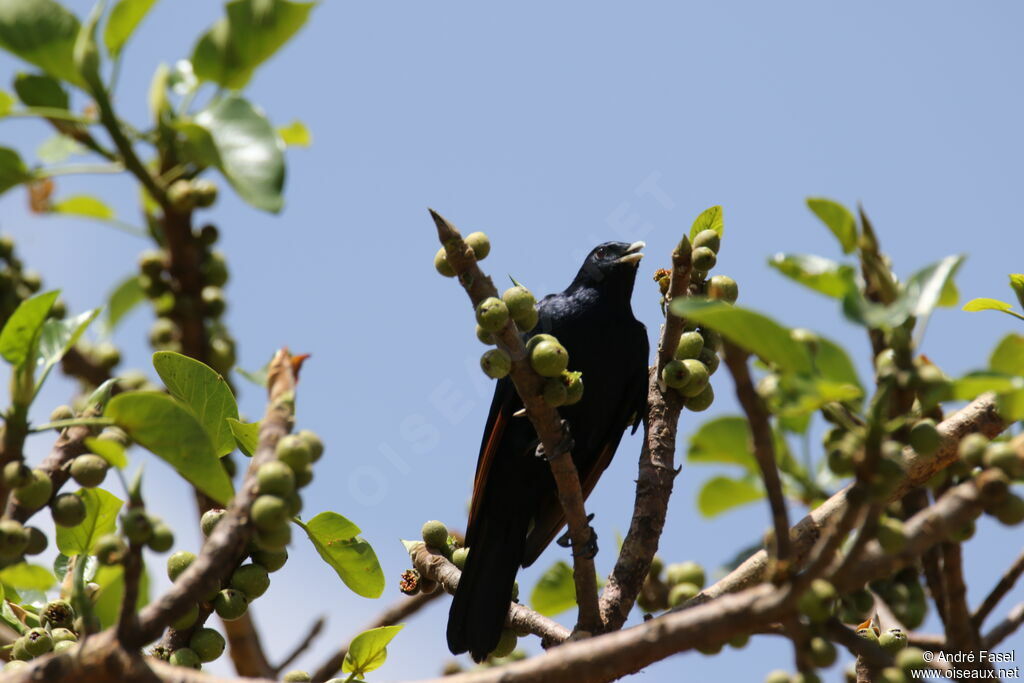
[556, 514, 598, 559]
[534, 420, 575, 461]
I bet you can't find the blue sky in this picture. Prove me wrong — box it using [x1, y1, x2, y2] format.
[2, 2, 1023, 681]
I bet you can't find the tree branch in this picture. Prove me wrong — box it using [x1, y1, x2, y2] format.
[973, 548, 1024, 628]
[430, 209, 600, 634]
[983, 601, 1024, 649]
[273, 616, 325, 676]
[598, 237, 690, 630]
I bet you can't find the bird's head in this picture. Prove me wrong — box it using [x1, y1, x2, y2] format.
[570, 241, 645, 298]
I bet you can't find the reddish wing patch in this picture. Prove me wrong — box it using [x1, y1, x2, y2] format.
[465, 407, 507, 544]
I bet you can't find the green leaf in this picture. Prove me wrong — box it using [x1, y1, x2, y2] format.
[84, 436, 128, 468]
[0, 146, 33, 197]
[950, 372, 1023, 401]
[688, 416, 759, 471]
[903, 255, 965, 319]
[36, 134, 84, 163]
[1010, 274, 1024, 310]
[806, 198, 857, 254]
[530, 560, 576, 617]
[990, 334, 1024, 377]
[0, 0, 84, 88]
[86, 377, 119, 411]
[670, 299, 812, 374]
[193, 95, 285, 212]
[0, 90, 13, 116]
[0, 563, 56, 591]
[13, 72, 68, 108]
[997, 390, 1024, 422]
[277, 119, 311, 147]
[342, 625, 404, 676]
[103, 0, 157, 57]
[0, 290, 59, 365]
[815, 337, 863, 395]
[236, 364, 268, 387]
[92, 563, 148, 629]
[34, 307, 100, 394]
[104, 274, 145, 333]
[689, 205, 724, 242]
[697, 476, 764, 517]
[153, 351, 240, 457]
[51, 194, 115, 220]
[768, 253, 857, 299]
[226, 418, 259, 457]
[0, 597, 24, 635]
[55, 488, 123, 556]
[963, 298, 1017, 314]
[105, 392, 233, 504]
[297, 512, 384, 599]
[191, 0, 316, 90]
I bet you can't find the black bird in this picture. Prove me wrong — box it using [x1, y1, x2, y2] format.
[447, 241, 650, 661]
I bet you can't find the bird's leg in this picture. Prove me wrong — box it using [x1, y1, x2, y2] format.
[556, 513, 599, 559]
[533, 419, 575, 461]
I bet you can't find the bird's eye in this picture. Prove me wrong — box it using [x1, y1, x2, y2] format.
[596, 247, 606, 259]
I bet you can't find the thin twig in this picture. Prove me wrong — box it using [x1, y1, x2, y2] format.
[983, 601, 1024, 649]
[973, 549, 1024, 628]
[430, 209, 600, 634]
[273, 616, 325, 675]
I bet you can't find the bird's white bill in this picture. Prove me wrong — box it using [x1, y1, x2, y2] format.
[618, 241, 645, 264]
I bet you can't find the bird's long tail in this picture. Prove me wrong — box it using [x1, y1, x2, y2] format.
[447, 515, 527, 662]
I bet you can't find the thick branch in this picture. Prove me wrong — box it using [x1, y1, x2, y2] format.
[430, 209, 599, 633]
[939, 541, 984, 662]
[598, 238, 690, 630]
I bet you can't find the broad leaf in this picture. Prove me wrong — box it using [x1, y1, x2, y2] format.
[689, 205, 724, 241]
[51, 195, 115, 219]
[53, 554, 97, 583]
[34, 307, 100, 393]
[103, 0, 157, 57]
[963, 298, 1021, 316]
[814, 337, 863, 395]
[697, 476, 764, 517]
[0, 290, 59, 365]
[104, 274, 145, 333]
[13, 72, 68, 109]
[55, 488, 123, 556]
[193, 95, 285, 212]
[806, 197, 857, 253]
[688, 416, 760, 472]
[343, 625, 404, 677]
[37, 134, 84, 163]
[191, 0, 316, 90]
[950, 372, 1022, 401]
[0, 563, 56, 591]
[530, 561, 576, 617]
[903, 255, 964, 318]
[153, 351, 239, 457]
[0, 0, 84, 88]
[298, 512, 384, 598]
[278, 119, 311, 147]
[105, 392, 233, 504]
[990, 334, 1024, 377]
[768, 253, 856, 299]
[997, 390, 1024, 421]
[1010, 274, 1024, 310]
[84, 436, 128, 468]
[227, 418, 259, 456]
[92, 563, 149, 629]
[0, 146, 33, 197]
[670, 299, 811, 374]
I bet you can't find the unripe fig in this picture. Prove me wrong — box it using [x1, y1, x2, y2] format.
[764, 671, 790, 683]
[491, 628, 517, 658]
[480, 349, 512, 379]
[878, 628, 907, 654]
[691, 246, 717, 272]
[167, 551, 196, 582]
[880, 667, 909, 683]
[992, 493, 1024, 526]
[70, 454, 108, 488]
[476, 297, 509, 332]
[201, 508, 225, 537]
[792, 673, 821, 683]
[213, 588, 248, 620]
[296, 430, 324, 463]
[563, 371, 584, 405]
[51, 493, 86, 527]
[138, 249, 164, 277]
[685, 384, 715, 412]
[231, 563, 270, 599]
[526, 333, 557, 354]
[502, 286, 536, 322]
[189, 627, 226, 663]
[692, 229, 720, 253]
[908, 419, 941, 455]
[51, 628, 76, 644]
[24, 628, 52, 657]
[167, 180, 197, 211]
[707, 275, 738, 303]
[661, 360, 690, 389]
[543, 378, 567, 407]
[422, 520, 449, 550]
[434, 248, 455, 277]
[24, 526, 46, 555]
[201, 286, 226, 317]
[283, 671, 312, 682]
[697, 346, 720, 374]
[464, 232, 491, 260]
[257, 461, 296, 498]
[95, 533, 126, 565]
[251, 495, 289, 531]
[514, 307, 539, 332]
[10, 637, 30, 661]
[876, 517, 907, 553]
[0, 519, 29, 558]
[251, 548, 288, 573]
[2, 461, 32, 488]
[169, 647, 201, 669]
[41, 600, 74, 629]
[14, 469, 53, 511]
[148, 522, 175, 552]
[171, 603, 199, 631]
[674, 331, 704, 360]
[680, 359, 710, 397]
[121, 508, 153, 544]
[254, 523, 291, 551]
[983, 442, 1023, 479]
[199, 223, 219, 245]
[809, 636, 837, 667]
[476, 325, 495, 345]
[958, 433, 989, 468]
[452, 547, 469, 570]
[857, 626, 879, 644]
[700, 328, 722, 351]
[192, 179, 218, 208]
[667, 581, 700, 607]
[529, 340, 569, 377]
[50, 405, 74, 423]
[276, 434, 312, 471]
[202, 251, 229, 287]
[896, 647, 929, 674]
[665, 561, 705, 588]
[798, 579, 836, 622]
